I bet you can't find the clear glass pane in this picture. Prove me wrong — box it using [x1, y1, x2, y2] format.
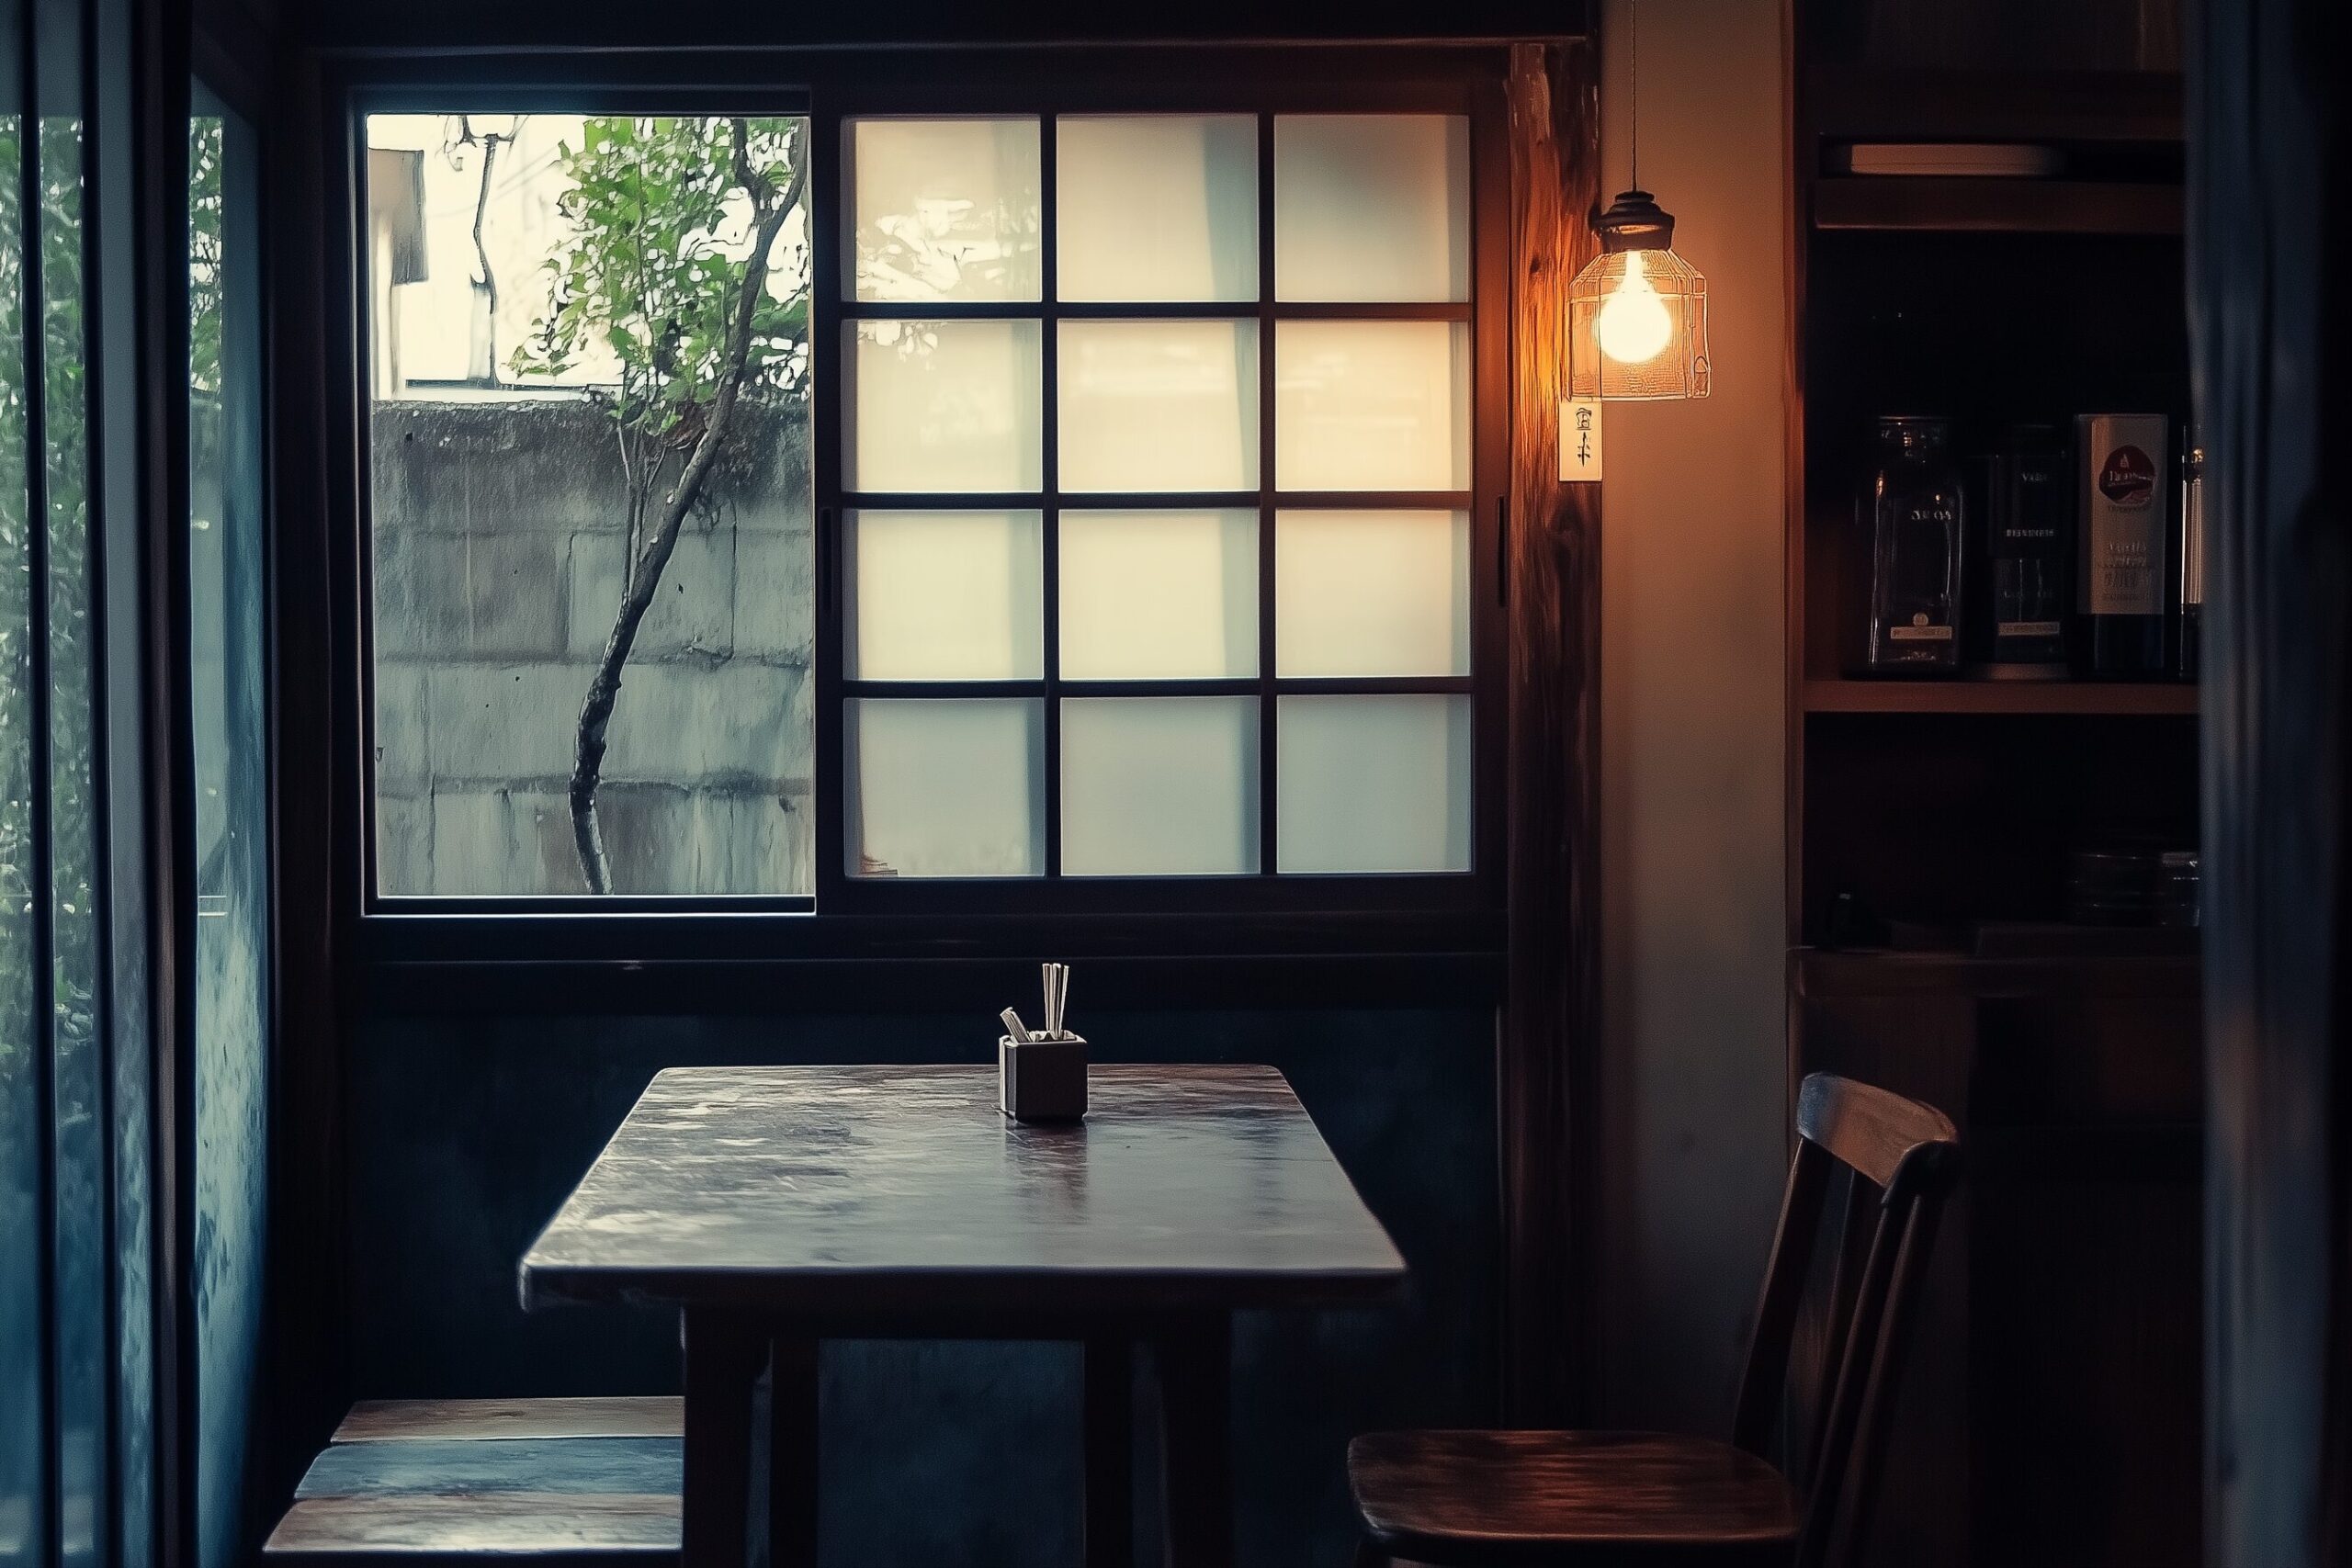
[1062, 698, 1259, 875]
[848, 319, 1043, 493]
[1275, 321, 1468, 491]
[847, 511, 1042, 680]
[363, 113, 816, 897]
[849, 698, 1044, 877]
[848, 117, 1041, 302]
[1060, 510, 1257, 679]
[0, 39, 45, 1566]
[1057, 320, 1258, 493]
[1274, 114, 1469, 302]
[1277, 694, 1472, 873]
[1276, 510, 1470, 676]
[1057, 115, 1258, 302]
[43, 63, 109, 1568]
[192, 90, 273, 1568]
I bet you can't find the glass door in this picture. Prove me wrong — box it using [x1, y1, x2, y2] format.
[187, 80, 267, 1568]
[3, 3, 131, 1567]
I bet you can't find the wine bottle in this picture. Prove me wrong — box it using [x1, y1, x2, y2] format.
[2075, 413, 2168, 678]
[1860, 416, 1963, 674]
[1981, 423, 2071, 674]
[2178, 434, 2205, 681]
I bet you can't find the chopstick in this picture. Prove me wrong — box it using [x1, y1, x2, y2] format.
[1042, 962, 1070, 1040]
[1008, 966, 1073, 1043]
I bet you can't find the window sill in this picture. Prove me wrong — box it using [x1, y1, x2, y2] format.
[351, 908, 1505, 1013]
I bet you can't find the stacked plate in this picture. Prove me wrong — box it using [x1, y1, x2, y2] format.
[1836, 141, 2066, 177]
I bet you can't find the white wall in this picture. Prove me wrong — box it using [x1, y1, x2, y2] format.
[1595, 0, 1793, 1431]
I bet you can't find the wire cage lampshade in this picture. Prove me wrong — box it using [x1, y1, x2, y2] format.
[1567, 189, 1711, 400]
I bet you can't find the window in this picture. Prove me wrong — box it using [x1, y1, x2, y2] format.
[358, 77, 1497, 919]
[364, 113, 816, 898]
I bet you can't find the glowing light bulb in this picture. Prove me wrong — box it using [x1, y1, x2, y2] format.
[1594, 250, 1674, 366]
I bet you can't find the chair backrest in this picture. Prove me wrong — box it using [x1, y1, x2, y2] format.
[1729, 1073, 1961, 1568]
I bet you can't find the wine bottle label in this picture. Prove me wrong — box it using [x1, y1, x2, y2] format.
[1999, 619, 2064, 637]
[2077, 415, 2167, 617]
[2002, 454, 2069, 558]
[1888, 614, 1954, 642]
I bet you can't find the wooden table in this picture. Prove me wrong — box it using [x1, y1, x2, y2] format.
[519, 1064, 1407, 1568]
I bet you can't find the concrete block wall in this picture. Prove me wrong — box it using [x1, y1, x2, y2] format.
[371, 398, 814, 896]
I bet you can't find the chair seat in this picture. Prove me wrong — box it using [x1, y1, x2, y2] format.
[1348, 1428, 1801, 1566]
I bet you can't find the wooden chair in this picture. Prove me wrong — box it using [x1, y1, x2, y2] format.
[1350, 1073, 1961, 1568]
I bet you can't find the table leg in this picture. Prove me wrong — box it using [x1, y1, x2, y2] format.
[1083, 1336, 1134, 1568]
[681, 1310, 762, 1568]
[1153, 1314, 1233, 1568]
[768, 1335, 820, 1568]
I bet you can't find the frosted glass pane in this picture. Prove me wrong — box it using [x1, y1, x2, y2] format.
[1277, 510, 1470, 676]
[848, 511, 1043, 679]
[1058, 321, 1259, 493]
[847, 320, 1043, 493]
[848, 118, 1041, 302]
[1277, 694, 1472, 873]
[1063, 698, 1260, 875]
[1274, 115, 1469, 301]
[1275, 321, 1468, 491]
[1061, 510, 1257, 679]
[1057, 116, 1258, 302]
[850, 698, 1044, 877]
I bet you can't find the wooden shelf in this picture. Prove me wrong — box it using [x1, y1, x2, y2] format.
[1814, 177, 2182, 235]
[1807, 67, 2184, 144]
[1793, 946, 2201, 999]
[1803, 678, 2196, 716]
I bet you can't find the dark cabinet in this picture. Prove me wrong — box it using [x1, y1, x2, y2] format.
[1792, 953, 2201, 1568]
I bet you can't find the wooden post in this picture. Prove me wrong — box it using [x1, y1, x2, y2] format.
[1500, 38, 1605, 1427]
[2187, 1, 2352, 1563]
[766, 1335, 820, 1568]
[1083, 1336, 1135, 1568]
[1154, 1314, 1234, 1568]
[681, 1311, 761, 1568]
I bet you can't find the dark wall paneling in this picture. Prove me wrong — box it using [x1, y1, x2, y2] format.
[344, 1008, 1500, 1568]
[1498, 36, 1601, 1427]
[289, 0, 1593, 51]
[2188, 0, 2352, 1563]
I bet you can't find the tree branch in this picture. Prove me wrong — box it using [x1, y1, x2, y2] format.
[567, 119, 804, 892]
[459, 116, 516, 382]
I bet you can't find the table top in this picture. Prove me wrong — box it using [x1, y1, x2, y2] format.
[520, 1064, 1408, 1318]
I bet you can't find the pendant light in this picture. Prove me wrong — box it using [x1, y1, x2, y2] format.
[1567, 3, 1711, 400]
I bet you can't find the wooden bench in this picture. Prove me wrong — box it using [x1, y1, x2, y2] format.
[265, 1399, 684, 1567]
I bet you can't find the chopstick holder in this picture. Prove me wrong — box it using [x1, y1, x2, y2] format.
[999, 1030, 1087, 1122]
[1001, 963, 1085, 1121]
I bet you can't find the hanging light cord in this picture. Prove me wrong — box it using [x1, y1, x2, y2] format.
[1628, 0, 1639, 193]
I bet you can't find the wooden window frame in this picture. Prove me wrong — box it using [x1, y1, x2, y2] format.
[318, 47, 1519, 976]
[818, 84, 1505, 918]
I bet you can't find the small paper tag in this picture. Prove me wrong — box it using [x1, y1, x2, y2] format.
[1560, 398, 1604, 482]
